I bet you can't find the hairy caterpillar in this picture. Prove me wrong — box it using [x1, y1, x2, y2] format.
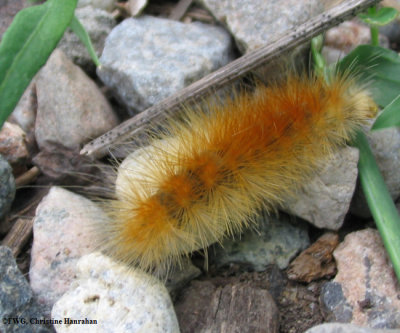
[95, 70, 377, 274]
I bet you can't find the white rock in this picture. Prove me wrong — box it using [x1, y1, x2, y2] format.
[29, 187, 103, 316]
[52, 252, 180, 333]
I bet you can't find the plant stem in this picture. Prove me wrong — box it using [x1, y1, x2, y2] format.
[370, 26, 380, 46]
[311, 35, 326, 76]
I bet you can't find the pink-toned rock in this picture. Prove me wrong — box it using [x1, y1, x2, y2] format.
[35, 49, 118, 152]
[320, 229, 400, 328]
[0, 122, 30, 175]
[324, 20, 388, 53]
[29, 187, 104, 316]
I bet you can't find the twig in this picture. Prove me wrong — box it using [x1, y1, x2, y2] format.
[169, 0, 193, 20]
[184, 8, 214, 23]
[15, 166, 40, 187]
[81, 0, 380, 158]
[2, 218, 34, 257]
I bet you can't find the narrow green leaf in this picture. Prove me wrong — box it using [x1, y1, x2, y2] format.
[0, 0, 78, 128]
[311, 35, 325, 77]
[353, 131, 400, 282]
[359, 7, 398, 26]
[372, 94, 400, 130]
[69, 15, 101, 67]
[337, 45, 400, 107]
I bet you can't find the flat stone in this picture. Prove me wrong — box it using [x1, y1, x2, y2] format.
[52, 252, 180, 333]
[98, 15, 234, 114]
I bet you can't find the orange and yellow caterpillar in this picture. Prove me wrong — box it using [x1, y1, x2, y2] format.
[96, 71, 377, 274]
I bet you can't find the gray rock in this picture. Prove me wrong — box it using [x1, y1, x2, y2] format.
[0, 246, 52, 333]
[381, 19, 400, 44]
[35, 49, 118, 152]
[0, 154, 15, 233]
[320, 229, 400, 328]
[351, 127, 400, 218]
[58, 6, 116, 72]
[29, 187, 102, 317]
[198, 0, 325, 53]
[98, 15, 234, 114]
[306, 323, 400, 333]
[165, 258, 202, 296]
[52, 252, 180, 333]
[284, 147, 359, 230]
[369, 128, 400, 195]
[210, 211, 309, 271]
[320, 282, 354, 323]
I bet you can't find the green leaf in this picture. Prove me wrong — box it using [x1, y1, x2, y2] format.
[372, 94, 400, 130]
[0, 0, 78, 128]
[69, 15, 101, 67]
[353, 131, 400, 283]
[359, 7, 398, 26]
[337, 45, 400, 107]
[311, 35, 325, 77]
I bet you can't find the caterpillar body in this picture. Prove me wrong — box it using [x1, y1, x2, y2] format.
[96, 71, 376, 274]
